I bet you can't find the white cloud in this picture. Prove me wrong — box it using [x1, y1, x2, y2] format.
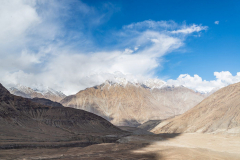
[171, 24, 208, 34]
[123, 20, 178, 30]
[214, 21, 219, 25]
[167, 71, 240, 93]
[0, 0, 40, 51]
[123, 20, 208, 35]
[0, 1, 208, 95]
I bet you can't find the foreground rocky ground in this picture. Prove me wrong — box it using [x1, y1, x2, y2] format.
[1, 133, 240, 160]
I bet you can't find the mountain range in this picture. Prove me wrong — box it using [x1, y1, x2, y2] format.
[60, 80, 206, 126]
[6, 78, 221, 127]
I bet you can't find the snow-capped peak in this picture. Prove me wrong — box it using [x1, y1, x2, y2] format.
[8, 84, 66, 97]
[142, 79, 166, 89]
[102, 77, 167, 89]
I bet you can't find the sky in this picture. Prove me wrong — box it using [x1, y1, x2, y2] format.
[0, 0, 240, 95]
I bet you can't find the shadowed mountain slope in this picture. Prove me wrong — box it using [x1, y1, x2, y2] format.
[138, 120, 162, 131]
[29, 97, 64, 107]
[118, 126, 154, 135]
[152, 82, 240, 135]
[0, 83, 126, 144]
[61, 81, 205, 127]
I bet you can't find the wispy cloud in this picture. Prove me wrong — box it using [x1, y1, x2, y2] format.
[123, 20, 208, 35]
[0, 1, 208, 95]
[214, 21, 219, 25]
[123, 20, 178, 30]
[171, 24, 208, 34]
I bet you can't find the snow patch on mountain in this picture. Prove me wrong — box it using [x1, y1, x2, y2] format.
[8, 84, 65, 97]
[143, 79, 166, 89]
[100, 78, 167, 90]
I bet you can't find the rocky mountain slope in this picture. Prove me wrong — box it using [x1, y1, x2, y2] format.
[61, 81, 205, 127]
[0, 83, 126, 145]
[152, 82, 240, 135]
[8, 85, 66, 102]
[118, 126, 154, 135]
[151, 86, 205, 115]
[29, 98, 64, 107]
[138, 120, 162, 131]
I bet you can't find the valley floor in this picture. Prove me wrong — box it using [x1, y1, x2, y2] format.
[0, 133, 240, 160]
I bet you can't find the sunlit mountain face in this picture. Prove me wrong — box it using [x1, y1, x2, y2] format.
[60, 80, 206, 127]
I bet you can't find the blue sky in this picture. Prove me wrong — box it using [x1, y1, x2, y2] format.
[0, 0, 240, 94]
[84, 0, 240, 80]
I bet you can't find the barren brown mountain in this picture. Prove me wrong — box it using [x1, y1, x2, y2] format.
[0, 83, 126, 148]
[152, 82, 240, 135]
[61, 81, 205, 127]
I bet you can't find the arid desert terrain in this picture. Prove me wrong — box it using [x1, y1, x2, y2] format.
[1, 82, 240, 159]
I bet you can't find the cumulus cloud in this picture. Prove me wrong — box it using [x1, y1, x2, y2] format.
[214, 21, 219, 25]
[0, 1, 208, 95]
[167, 71, 240, 93]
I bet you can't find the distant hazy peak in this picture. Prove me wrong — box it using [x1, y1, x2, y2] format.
[8, 85, 65, 97]
[7, 85, 66, 102]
